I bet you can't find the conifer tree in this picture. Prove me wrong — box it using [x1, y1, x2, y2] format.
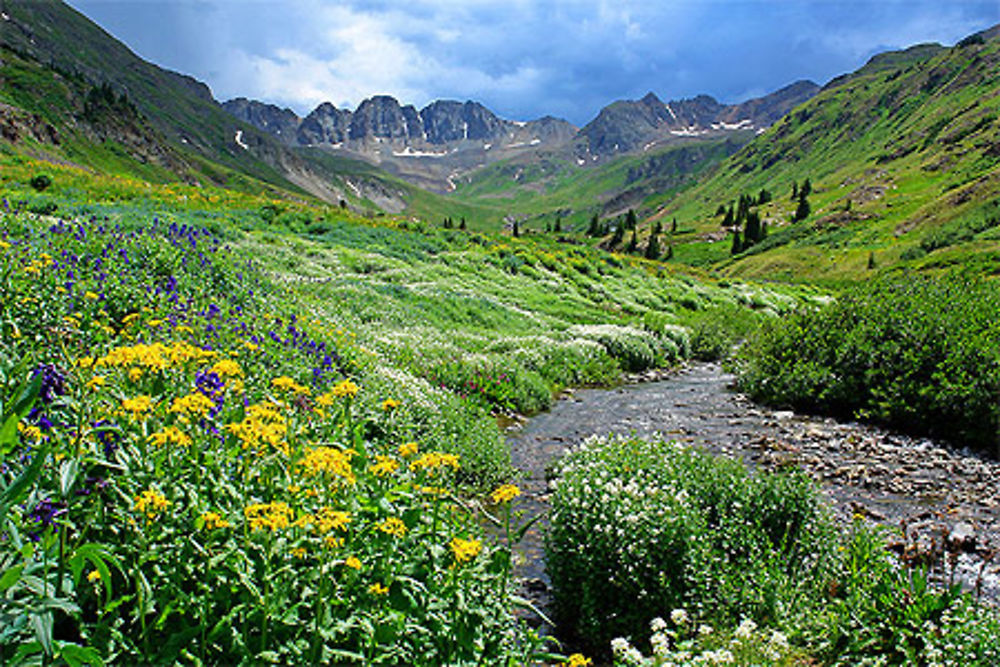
[791, 181, 798, 200]
[665, 244, 673, 260]
[626, 229, 639, 253]
[645, 233, 661, 259]
[794, 196, 811, 222]
[625, 208, 638, 230]
[587, 214, 601, 237]
[722, 206, 734, 228]
[652, 220, 663, 236]
[554, 217, 562, 233]
[801, 178, 812, 198]
[671, 218, 678, 234]
[459, 218, 467, 230]
[610, 223, 624, 248]
[512, 221, 519, 237]
[731, 230, 743, 255]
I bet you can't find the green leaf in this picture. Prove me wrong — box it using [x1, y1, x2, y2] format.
[59, 458, 80, 498]
[56, 642, 105, 667]
[0, 564, 24, 593]
[0, 444, 50, 515]
[29, 611, 53, 656]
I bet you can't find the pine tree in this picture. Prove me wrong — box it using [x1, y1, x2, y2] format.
[758, 188, 771, 205]
[645, 233, 661, 259]
[722, 206, 734, 228]
[512, 221, 519, 237]
[730, 230, 743, 255]
[652, 220, 663, 236]
[665, 244, 673, 260]
[794, 196, 811, 222]
[459, 218, 467, 230]
[743, 210, 761, 247]
[715, 204, 726, 216]
[867, 251, 876, 270]
[625, 208, 638, 230]
[626, 229, 638, 253]
[791, 181, 798, 200]
[546, 223, 552, 233]
[801, 178, 812, 198]
[671, 218, 678, 234]
[587, 214, 601, 237]
[554, 217, 562, 233]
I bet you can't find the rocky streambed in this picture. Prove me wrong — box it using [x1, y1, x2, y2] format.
[505, 362, 1000, 626]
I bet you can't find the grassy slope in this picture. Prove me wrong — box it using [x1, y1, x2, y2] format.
[649, 33, 1000, 282]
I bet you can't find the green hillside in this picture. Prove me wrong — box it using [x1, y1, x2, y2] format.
[646, 28, 1000, 281]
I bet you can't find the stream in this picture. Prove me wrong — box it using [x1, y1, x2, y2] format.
[504, 362, 1000, 630]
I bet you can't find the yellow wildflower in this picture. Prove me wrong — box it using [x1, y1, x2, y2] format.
[313, 507, 351, 533]
[210, 359, 242, 378]
[245, 502, 294, 532]
[148, 426, 193, 448]
[120, 395, 154, 420]
[77, 356, 96, 369]
[564, 654, 592, 667]
[226, 402, 288, 455]
[169, 392, 215, 418]
[449, 537, 483, 564]
[418, 485, 448, 496]
[133, 488, 170, 520]
[297, 446, 356, 485]
[376, 517, 407, 538]
[409, 451, 460, 473]
[344, 556, 361, 570]
[324, 536, 344, 549]
[491, 484, 521, 504]
[200, 511, 232, 529]
[84, 291, 99, 300]
[332, 379, 360, 398]
[368, 582, 389, 596]
[147, 319, 163, 328]
[291, 547, 308, 559]
[128, 367, 143, 382]
[369, 455, 399, 478]
[0, 239, 9, 250]
[87, 570, 101, 583]
[272, 376, 310, 395]
[398, 441, 418, 458]
[381, 398, 400, 411]
[175, 325, 194, 335]
[17, 423, 43, 442]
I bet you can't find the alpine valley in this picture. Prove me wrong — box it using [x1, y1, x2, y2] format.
[3, 0, 1000, 665]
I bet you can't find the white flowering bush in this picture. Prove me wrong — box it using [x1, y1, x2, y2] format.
[545, 435, 838, 656]
[611, 613, 805, 666]
[568, 325, 669, 372]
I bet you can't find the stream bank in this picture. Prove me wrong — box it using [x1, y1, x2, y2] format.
[505, 362, 1000, 629]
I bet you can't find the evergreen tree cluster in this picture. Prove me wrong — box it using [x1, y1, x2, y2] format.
[717, 192, 769, 255]
[792, 178, 812, 223]
[441, 217, 467, 230]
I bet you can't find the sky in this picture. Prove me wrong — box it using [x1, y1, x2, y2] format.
[66, 0, 1000, 126]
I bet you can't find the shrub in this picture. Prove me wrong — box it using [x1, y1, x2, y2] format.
[30, 173, 53, 191]
[734, 273, 1000, 452]
[568, 325, 663, 372]
[545, 435, 837, 656]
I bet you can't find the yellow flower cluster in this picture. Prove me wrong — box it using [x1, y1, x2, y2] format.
[85, 375, 106, 391]
[398, 442, 419, 457]
[297, 446, 356, 486]
[564, 654, 592, 667]
[120, 395, 154, 420]
[210, 359, 242, 377]
[96, 341, 215, 372]
[169, 392, 215, 419]
[226, 402, 288, 455]
[376, 517, 407, 538]
[491, 484, 521, 504]
[344, 556, 362, 570]
[272, 376, 310, 395]
[245, 502, 294, 531]
[148, 426, 193, 448]
[295, 507, 351, 533]
[17, 422, 43, 442]
[200, 511, 232, 529]
[409, 451, 460, 473]
[381, 398, 401, 411]
[368, 582, 389, 596]
[134, 488, 170, 519]
[369, 455, 399, 478]
[449, 537, 482, 564]
[316, 378, 360, 407]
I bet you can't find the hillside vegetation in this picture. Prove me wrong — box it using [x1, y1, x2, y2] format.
[634, 29, 1000, 280]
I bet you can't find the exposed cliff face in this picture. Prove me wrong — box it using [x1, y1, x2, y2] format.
[222, 98, 300, 143]
[297, 102, 353, 145]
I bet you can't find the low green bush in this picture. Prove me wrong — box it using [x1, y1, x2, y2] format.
[734, 273, 1000, 451]
[568, 325, 666, 372]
